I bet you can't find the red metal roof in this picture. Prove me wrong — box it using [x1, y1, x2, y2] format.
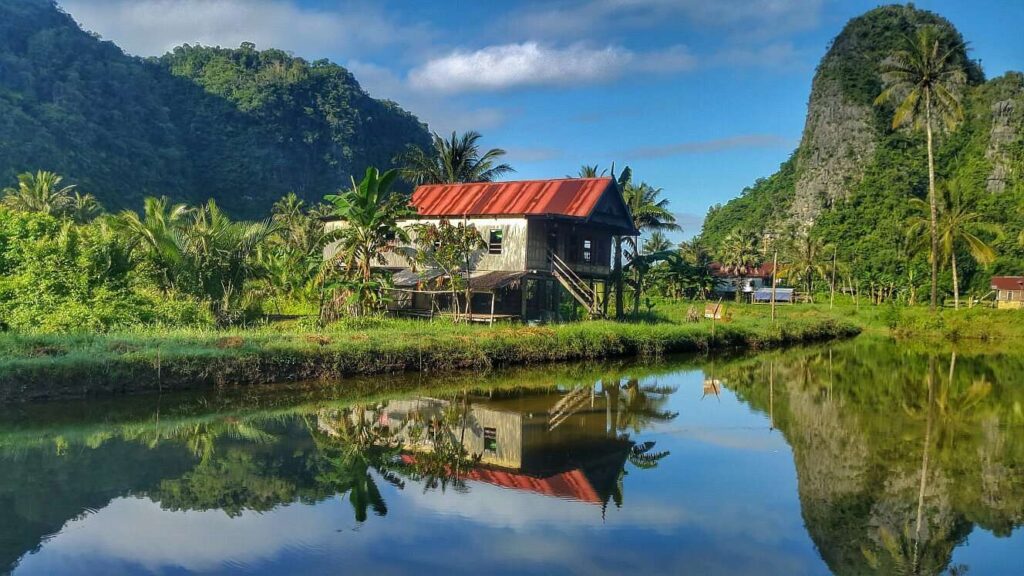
[398, 454, 601, 504]
[991, 276, 1024, 290]
[709, 262, 775, 278]
[463, 467, 602, 504]
[411, 178, 613, 219]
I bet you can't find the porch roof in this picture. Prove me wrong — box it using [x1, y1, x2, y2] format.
[390, 268, 528, 293]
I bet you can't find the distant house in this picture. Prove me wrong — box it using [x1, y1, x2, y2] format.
[752, 287, 794, 304]
[991, 276, 1024, 309]
[323, 177, 638, 321]
[709, 262, 775, 300]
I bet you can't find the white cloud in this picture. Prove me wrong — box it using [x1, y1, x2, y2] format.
[346, 60, 508, 133]
[409, 42, 694, 93]
[58, 0, 432, 58]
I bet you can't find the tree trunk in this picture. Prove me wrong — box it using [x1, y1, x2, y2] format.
[915, 356, 936, 553]
[951, 251, 960, 310]
[614, 236, 624, 319]
[925, 91, 939, 312]
[632, 272, 642, 318]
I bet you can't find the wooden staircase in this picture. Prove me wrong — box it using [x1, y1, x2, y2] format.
[548, 386, 592, 431]
[548, 250, 603, 318]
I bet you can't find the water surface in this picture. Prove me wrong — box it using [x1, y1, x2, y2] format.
[1, 338, 1022, 575]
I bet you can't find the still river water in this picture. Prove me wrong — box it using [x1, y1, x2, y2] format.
[1, 337, 1022, 575]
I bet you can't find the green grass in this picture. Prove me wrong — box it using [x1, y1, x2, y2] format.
[787, 300, 1024, 341]
[0, 305, 859, 402]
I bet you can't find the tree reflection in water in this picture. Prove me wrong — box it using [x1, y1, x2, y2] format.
[723, 342, 1021, 576]
[2, 342, 1022, 575]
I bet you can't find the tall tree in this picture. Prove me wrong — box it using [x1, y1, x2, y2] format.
[907, 180, 1001, 309]
[617, 177, 678, 318]
[875, 25, 967, 311]
[399, 131, 514, 185]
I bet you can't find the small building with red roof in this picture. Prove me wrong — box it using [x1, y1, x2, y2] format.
[991, 276, 1024, 309]
[324, 177, 637, 321]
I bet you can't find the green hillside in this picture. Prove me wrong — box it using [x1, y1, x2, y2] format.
[0, 0, 430, 218]
[701, 5, 1024, 294]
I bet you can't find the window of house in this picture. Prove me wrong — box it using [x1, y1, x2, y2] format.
[582, 239, 593, 263]
[483, 427, 497, 451]
[383, 229, 396, 242]
[489, 229, 503, 254]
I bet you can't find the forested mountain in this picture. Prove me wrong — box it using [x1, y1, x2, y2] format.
[0, 0, 430, 217]
[701, 5, 1024, 292]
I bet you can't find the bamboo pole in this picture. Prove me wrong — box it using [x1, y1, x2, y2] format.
[830, 246, 837, 310]
[771, 250, 778, 323]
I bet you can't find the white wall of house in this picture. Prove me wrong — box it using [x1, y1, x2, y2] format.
[324, 217, 529, 272]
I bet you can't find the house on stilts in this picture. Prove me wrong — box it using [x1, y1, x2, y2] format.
[323, 177, 638, 322]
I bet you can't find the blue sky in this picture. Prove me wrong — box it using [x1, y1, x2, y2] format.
[62, 0, 1023, 238]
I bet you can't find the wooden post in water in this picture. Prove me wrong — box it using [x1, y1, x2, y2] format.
[770, 250, 779, 323]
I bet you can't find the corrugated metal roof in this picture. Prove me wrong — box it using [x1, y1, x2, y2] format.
[411, 177, 613, 218]
[710, 262, 775, 278]
[398, 454, 600, 504]
[991, 276, 1024, 290]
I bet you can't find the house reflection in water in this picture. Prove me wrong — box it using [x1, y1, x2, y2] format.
[319, 387, 642, 507]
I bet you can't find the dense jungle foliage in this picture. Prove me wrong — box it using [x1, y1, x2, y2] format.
[700, 5, 1024, 300]
[0, 0, 430, 218]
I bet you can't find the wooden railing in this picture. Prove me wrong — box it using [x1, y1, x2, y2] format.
[548, 386, 592, 431]
[548, 249, 603, 318]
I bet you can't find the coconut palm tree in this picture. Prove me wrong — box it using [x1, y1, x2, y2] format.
[569, 164, 608, 178]
[1, 171, 76, 215]
[399, 131, 514, 185]
[718, 229, 762, 301]
[113, 196, 192, 288]
[680, 239, 716, 299]
[907, 180, 1001, 309]
[875, 25, 968, 311]
[114, 197, 275, 321]
[642, 230, 672, 254]
[615, 176, 678, 318]
[779, 231, 832, 302]
[184, 200, 277, 320]
[69, 191, 103, 223]
[261, 192, 332, 305]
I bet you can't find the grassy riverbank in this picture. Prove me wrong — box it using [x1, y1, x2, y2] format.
[766, 301, 1024, 341]
[0, 307, 857, 402]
